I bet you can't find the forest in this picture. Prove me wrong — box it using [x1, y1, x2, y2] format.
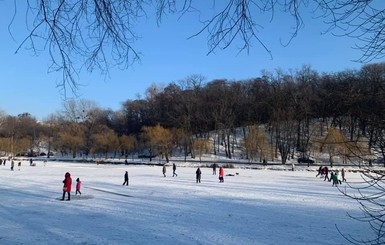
[1, 63, 384, 165]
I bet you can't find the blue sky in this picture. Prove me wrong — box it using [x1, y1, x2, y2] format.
[0, 1, 375, 121]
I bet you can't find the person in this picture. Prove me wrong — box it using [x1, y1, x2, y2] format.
[335, 170, 342, 185]
[76, 178, 82, 195]
[316, 166, 322, 177]
[123, 171, 129, 186]
[29, 158, 33, 166]
[61, 172, 72, 201]
[323, 167, 329, 181]
[212, 163, 217, 175]
[330, 172, 336, 186]
[172, 163, 178, 177]
[219, 167, 224, 182]
[196, 167, 201, 183]
[332, 171, 341, 186]
[10, 160, 14, 171]
[162, 164, 166, 177]
[3, 159, 6, 166]
[18, 161, 21, 171]
[341, 168, 347, 182]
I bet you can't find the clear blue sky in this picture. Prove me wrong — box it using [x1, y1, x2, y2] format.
[0, 1, 376, 121]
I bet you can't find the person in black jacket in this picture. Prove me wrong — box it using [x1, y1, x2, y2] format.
[123, 171, 129, 186]
[212, 163, 217, 175]
[196, 168, 201, 183]
[172, 163, 178, 177]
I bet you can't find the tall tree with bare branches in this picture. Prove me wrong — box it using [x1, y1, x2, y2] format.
[6, 1, 384, 92]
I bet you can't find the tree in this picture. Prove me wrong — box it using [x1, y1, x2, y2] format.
[338, 170, 385, 245]
[0, 114, 41, 156]
[119, 135, 137, 160]
[7, 1, 384, 91]
[60, 99, 99, 123]
[41, 114, 61, 158]
[91, 125, 119, 159]
[192, 138, 211, 163]
[57, 122, 86, 158]
[243, 125, 270, 162]
[321, 127, 348, 165]
[171, 128, 191, 162]
[142, 124, 174, 162]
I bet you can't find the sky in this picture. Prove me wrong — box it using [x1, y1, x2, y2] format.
[0, 160, 372, 244]
[0, 1, 378, 120]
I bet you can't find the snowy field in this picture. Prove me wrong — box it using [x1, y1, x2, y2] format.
[0, 160, 372, 245]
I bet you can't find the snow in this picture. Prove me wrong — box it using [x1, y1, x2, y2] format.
[0, 160, 372, 245]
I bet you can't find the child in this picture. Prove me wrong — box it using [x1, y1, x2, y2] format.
[76, 178, 82, 195]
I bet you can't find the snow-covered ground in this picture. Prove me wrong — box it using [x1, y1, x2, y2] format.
[0, 160, 372, 245]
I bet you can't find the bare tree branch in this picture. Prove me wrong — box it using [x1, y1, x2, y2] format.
[6, 0, 385, 93]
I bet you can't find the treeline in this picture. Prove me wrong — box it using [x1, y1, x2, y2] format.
[1, 63, 385, 164]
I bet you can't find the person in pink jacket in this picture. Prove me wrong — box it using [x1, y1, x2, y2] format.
[76, 178, 82, 195]
[61, 172, 72, 201]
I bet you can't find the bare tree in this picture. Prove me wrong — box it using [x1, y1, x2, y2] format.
[338, 170, 385, 245]
[7, 1, 384, 92]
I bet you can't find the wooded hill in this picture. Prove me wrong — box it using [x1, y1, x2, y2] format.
[1, 63, 385, 166]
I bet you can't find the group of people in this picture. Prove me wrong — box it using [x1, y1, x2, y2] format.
[0, 158, 6, 166]
[8, 160, 21, 171]
[61, 172, 82, 201]
[62, 163, 229, 200]
[2, 158, 40, 171]
[316, 165, 346, 186]
[1, 158, 22, 171]
[154, 163, 227, 183]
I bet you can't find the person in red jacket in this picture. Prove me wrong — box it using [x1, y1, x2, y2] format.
[61, 172, 72, 201]
[219, 167, 224, 182]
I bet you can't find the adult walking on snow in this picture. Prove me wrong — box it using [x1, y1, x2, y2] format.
[212, 163, 217, 175]
[219, 167, 224, 182]
[10, 160, 14, 171]
[172, 163, 178, 177]
[341, 168, 347, 182]
[323, 167, 329, 181]
[61, 172, 72, 201]
[123, 171, 129, 186]
[162, 164, 166, 177]
[196, 167, 201, 183]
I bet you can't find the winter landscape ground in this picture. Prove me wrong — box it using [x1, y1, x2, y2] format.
[0, 159, 373, 245]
